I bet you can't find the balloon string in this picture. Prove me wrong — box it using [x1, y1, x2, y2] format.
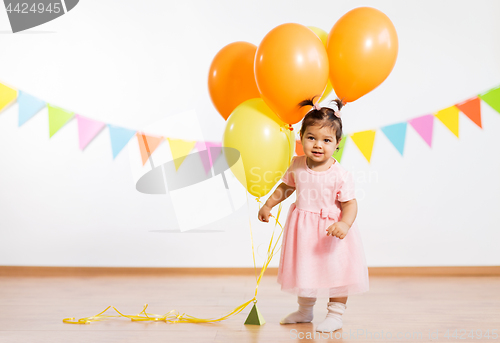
[279, 124, 294, 175]
[63, 193, 285, 324]
[286, 127, 293, 169]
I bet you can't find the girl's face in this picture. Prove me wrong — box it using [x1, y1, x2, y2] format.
[300, 124, 341, 166]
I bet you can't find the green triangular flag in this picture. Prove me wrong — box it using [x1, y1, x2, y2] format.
[244, 303, 265, 325]
[479, 86, 500, 114]
[48, 104, 74, 137]
[333, 134, 346, 163]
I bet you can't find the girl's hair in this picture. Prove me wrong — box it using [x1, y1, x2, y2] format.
[298, 98, 343, 146]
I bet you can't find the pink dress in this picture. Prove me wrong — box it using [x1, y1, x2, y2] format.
[277, 155, 369, 298]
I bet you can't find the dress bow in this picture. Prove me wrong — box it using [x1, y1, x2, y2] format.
[320, 208, 336, 220]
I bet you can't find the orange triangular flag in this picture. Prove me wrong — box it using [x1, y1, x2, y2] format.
[455, 97, 482, 128]
[167, 138, 197, 171]
[435, 106, 459, 138]
[295, 139, 304, 156]
[350, 130, 376, 163]
[137, 133, 163, 166]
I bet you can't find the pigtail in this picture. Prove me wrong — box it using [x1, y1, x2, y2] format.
[330, 98, 344, 112]
[298, 97, 316, 109]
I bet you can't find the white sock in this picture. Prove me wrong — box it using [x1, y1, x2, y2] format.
[280, 296, 316, 324]
[315, 302, 346, 332]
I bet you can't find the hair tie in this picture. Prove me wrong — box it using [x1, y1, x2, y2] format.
[313, 103, 321, 111]
[334, 111, 341, 118]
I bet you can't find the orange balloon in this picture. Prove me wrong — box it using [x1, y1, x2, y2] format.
[255, 23, 329, 125]
[208, 42, 261, 120]
[327, 7, 398, 103]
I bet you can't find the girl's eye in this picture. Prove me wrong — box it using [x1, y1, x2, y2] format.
[308, 137, 314, 140]
[325, 139, 331, 143]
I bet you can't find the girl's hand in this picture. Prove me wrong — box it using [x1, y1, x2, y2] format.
[258, 204, 272, 223]
[326, 222, 350, 239]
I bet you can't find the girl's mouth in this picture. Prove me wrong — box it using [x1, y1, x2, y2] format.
[312, 152, 323, 156]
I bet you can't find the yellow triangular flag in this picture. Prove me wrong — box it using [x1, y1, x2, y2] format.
[167, 138, 197, 170]
[435, 105, 459, 138]
[0, 83, 18, 113]
[350, 130, 376, 163]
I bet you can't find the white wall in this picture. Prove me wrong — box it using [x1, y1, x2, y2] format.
[0, 0, 499, 267]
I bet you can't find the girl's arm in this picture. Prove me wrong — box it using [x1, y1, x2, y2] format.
[339, 199, 358, 228]
[326, 199, 357, 239]
[258, 183, 295, 222]
[265, 182, 295, 209]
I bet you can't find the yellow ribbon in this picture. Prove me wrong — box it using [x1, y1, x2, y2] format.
[63, 195, 285, 324]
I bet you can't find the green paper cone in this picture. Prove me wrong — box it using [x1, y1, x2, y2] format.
[244, 303, 265, 325]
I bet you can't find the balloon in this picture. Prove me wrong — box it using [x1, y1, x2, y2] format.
[208, 42, 261, 120]
[327, 7, 398, 103]
[307, 26, 334, 103]
[255, 23, 329, 125]
[223, 98, 295, 197]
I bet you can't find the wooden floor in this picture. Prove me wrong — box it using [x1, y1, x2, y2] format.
[0, 272, 499, 342]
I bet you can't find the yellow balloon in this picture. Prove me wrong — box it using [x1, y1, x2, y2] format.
[308, 26, 328, 45]
[223, 98, 295, 198]
[308, 26, 333, 103]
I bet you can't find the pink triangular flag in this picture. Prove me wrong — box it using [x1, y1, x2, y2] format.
[76, 114, 106, 150]
[408, 114, 434, 147]
[206, 141, 223, 165]
[195, 141, 222, 174]
[195, 141, 211, 174]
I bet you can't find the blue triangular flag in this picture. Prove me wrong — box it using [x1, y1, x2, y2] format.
[18, 91, 46, 126]
[108, 124, 136, 158]
[381, 122, 407, 156]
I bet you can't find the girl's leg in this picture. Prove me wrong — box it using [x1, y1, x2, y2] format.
[329, 296, 347, 304]
[316, 296, 348, 332]
[280, 296, 317, 324]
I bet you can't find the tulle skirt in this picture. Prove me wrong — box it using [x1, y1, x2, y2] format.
[277, 203, 370, 298]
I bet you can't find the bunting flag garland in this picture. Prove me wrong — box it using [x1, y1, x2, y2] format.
[350, 130, 376, 163]
[408, 114, 434, 148]
[108, 124, 137, 159]
[18, 91, 46, 126]
[435, 105, 459, 138]
[0, 83, 17, 112]
[381, 122, 407, 156]
[137, 133, 164, 166]
[455, 97, 482, 128]
[167, 138, 197, 171]
[479, 86, 500, 114]
[76, 114, 106, 150]
[47, 104, 74, 138]
[1, 81, 500, 166]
